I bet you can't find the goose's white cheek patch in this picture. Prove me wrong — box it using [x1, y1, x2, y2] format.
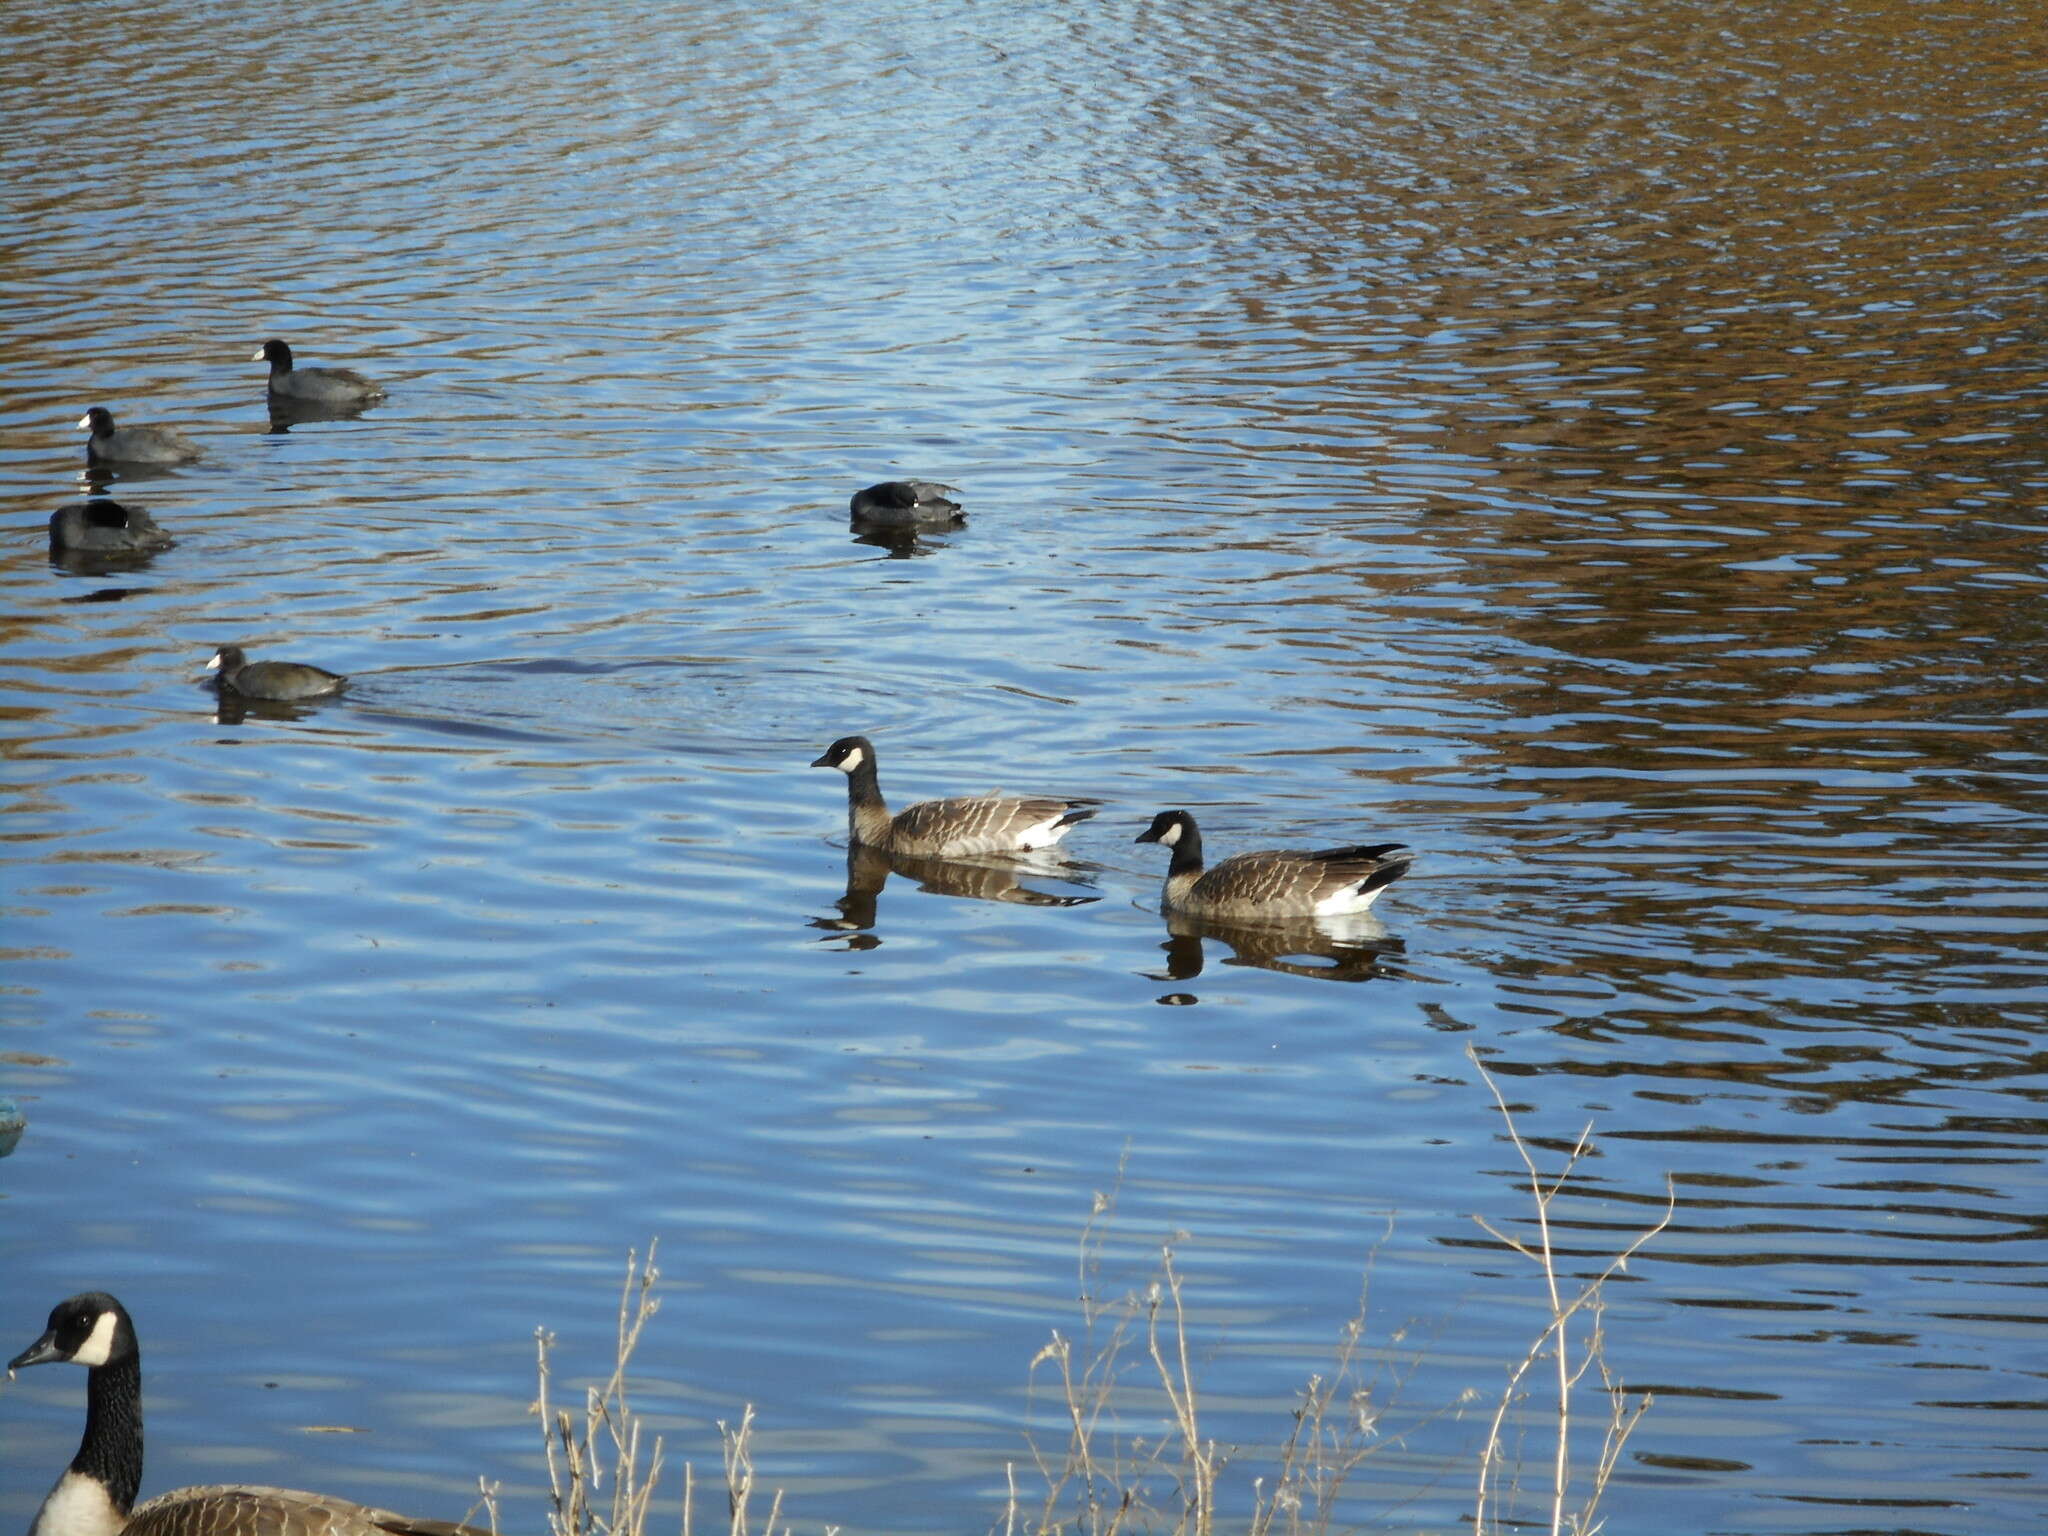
[840, 746, 864, 770]
[70, 1311, 120, 1367]
[1157, 822, 1182, 846]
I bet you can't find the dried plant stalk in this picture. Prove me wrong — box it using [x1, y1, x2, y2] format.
[1469, 1049, 1674, 1536]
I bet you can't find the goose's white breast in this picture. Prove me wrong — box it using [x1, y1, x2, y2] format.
[31, 1471, 127, 1536]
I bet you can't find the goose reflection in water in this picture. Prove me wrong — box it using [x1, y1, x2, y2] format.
[813, 843, 1099, 940]
[1147, 911, 1407, 984]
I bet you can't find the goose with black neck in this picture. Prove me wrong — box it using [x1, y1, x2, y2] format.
[9, 1292, 489, 1536]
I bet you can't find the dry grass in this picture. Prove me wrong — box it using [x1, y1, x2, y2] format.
[533, 1245, 665, 1536]
[526, 1243, 819, 1536]
[1468, 1050, 1675, 1536]
[517, 1064, 1671, 1536]
[1012, 1187, 1431, 1536]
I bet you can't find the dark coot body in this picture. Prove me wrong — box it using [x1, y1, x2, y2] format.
[78, 407, 202, 465]
[49, 500, 173, 554]
[848, 481, 963, 524]
[207, 644, 347, 701]
[254, 339, 386, 406]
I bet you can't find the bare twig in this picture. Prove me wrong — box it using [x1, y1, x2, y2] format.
[531, 1245, 790, 1536]
[1469, 1049, 1674, 1536]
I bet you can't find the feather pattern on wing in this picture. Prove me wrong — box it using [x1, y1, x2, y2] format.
[126, 1489, 490, 1536]
[1177, 844, 1413, 917]
[887, 794, 1093, 856]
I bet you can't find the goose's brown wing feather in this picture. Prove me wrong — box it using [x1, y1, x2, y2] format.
[127, 1488, 490, 1536]
[888, 794, 1080, 856]
[1191, 845, 1411, 913]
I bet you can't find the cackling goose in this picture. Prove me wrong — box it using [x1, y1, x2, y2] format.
[811, 735, 1095, 856]
[1134, 809, 1413, 919]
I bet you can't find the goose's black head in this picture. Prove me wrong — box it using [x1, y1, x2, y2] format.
[1135, 810, 1198, 847]
[254, 339, 294, 369]
[10, 1292, 135, 1373]
[77, 408, 115, 438]
[811, 735, 875, 773]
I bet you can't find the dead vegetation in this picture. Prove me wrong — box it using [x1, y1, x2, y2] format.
[509, 1059, 1671, 1536]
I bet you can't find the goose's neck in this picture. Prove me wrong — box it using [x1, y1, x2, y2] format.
[76, 1354, 144, 1513]
[845, 757, 894, 847]
[1165, 824, 1205, 879]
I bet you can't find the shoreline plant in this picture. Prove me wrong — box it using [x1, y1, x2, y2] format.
[504, 1060, 1672, 1536]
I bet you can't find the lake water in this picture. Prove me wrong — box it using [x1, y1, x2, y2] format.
[3, 1, 2045, 1532]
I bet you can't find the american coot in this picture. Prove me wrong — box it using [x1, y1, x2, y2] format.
[848, 481, 963, 524]
[811, 735, 1096, 857]
[9, 1292, 493, 1536]
[48, 500, 174, 554]
[254, 339, 386, 406]
[1134, 810, 1414, 919]
[207, 644, 347, 701]
[77, 407, 202, 466]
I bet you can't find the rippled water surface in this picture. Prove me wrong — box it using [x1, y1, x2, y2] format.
[4, 1, 2046, 1532]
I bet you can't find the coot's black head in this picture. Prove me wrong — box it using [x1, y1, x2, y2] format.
[82, 500, 135, 529]
[9, 1292, 136, 1373]
[206, 644, 248, 674]
[811, 735, 876, 772]
[1135, 810, 1198, 847]
[254, 339, 294, 369]
[78, 407, 115, 437]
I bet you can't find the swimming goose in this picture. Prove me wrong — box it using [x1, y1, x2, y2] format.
[810, 735, 1095, 856]
[1134, 810, 1413, 919]
[206, 645, 347, 702]
[847, 482, 962, 525]
[8, 1292, 489, 1536]
[253, 341, 387, 407]
[77, 409, 202, 466]
[49, 501, 174, 555]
